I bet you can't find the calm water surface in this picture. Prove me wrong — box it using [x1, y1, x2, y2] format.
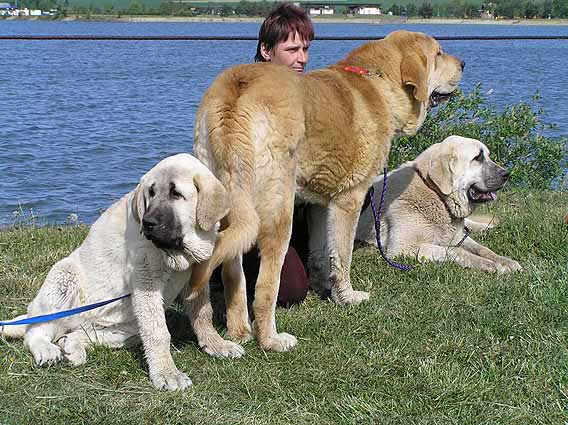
[1, 21, 567, 225]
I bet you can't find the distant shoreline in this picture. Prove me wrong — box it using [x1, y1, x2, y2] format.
[6, 15, 568, 25]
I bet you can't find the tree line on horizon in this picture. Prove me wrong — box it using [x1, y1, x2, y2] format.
[8, 0, 568, 19]
[396, 0, 568, 19]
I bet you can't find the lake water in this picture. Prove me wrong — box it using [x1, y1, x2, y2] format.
[1, 20, 567, 225]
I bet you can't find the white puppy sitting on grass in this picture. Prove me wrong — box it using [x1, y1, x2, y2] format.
[1, 153, 243, 391]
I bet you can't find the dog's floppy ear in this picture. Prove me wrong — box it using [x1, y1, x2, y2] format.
[193, 173, 230, 232]
[428, 152, 455, 196]
[416, 143, 462, 196]
[414, 143, 454, 196]
[401, 53, 429, 104]
[131, 183, 147, 224]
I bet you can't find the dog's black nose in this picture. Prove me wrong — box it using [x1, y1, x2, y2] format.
[142, 218, 157, 231]
[460, 60, 466, 71]
[502, 169, 510, 180]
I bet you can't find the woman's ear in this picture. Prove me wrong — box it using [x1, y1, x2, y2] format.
[260, 43, 272, 61]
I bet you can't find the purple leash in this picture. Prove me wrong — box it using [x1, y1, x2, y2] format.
[368, 167, 413, 271]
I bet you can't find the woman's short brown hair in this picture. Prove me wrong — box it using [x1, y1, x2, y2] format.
[254, 3, 314, 62]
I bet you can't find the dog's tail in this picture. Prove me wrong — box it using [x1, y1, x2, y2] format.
[209, 190, 259, 268]
[0, 315, 27, 339]
[192, 69, 261, 289]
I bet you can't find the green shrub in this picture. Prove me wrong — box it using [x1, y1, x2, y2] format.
[390, 85, 567, 189]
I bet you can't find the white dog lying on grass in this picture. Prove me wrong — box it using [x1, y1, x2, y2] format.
[1, 153, 244, 391]
[355, 136, 522, 273]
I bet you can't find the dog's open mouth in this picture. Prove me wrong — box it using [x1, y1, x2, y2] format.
[468, 185, 497, 203]
[429, 90, 454, 108]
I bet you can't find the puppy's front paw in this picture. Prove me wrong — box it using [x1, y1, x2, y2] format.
[150, 368, 193, 391]
[63, 344, 87, 367]
[57, 335, 87, 367]
[31, 342, 62, 367]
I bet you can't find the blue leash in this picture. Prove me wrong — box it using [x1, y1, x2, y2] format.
[0, 294, 131, 327]
[368, 167, 413, 271]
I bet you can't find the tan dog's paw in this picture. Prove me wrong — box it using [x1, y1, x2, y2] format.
[488, 262, 509, 274]
[226, 325, 254, 345]
[489, 259, 521, 274]
[332, 289, 370, 305]
[499, 258, 522, 273]
[202, 339, 245, 359]
[259, 332, 298, 352]
[150, 368, 193, 391]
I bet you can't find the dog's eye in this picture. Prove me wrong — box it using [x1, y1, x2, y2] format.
[170, 187, 184, 200]
[148, 186, 155, 198]
[169, 182, 185, 200]
[474, 151, 484, 162]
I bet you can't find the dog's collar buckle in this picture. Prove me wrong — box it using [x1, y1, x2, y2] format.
[343, 65, 382, 78]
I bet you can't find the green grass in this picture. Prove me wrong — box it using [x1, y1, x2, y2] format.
[1, 190, 567, 424]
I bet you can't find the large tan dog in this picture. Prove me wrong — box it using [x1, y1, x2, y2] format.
[355, 136, 522, 273]
[191, 30, 464, 352]
[1, 154, 243, 391]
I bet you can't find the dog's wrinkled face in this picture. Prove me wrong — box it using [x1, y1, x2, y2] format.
[385, 31, 464, 134]
[417, 136, 509, 218]
[131, 154, 229, 271]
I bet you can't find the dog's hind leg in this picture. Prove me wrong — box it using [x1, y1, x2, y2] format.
[0, 315, 27, 339]
[327, 190, 370, 305]
[24, 258, 83, 366]
[221, 254, 253, 343]
[253, 184, 297, 352]
[181, 283, 245, 359]
[56, 325, 136, 366]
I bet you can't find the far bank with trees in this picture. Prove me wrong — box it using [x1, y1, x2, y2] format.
[3, 0, 568, 20]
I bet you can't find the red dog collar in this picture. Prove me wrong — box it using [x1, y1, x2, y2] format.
[343, 65, 382, 77]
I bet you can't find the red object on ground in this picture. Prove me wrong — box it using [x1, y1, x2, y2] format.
[242, 246, 308, 308]
[277, 246, 308, 307]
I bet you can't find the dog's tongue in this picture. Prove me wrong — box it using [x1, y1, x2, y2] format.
[480, 192, 497, 201]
